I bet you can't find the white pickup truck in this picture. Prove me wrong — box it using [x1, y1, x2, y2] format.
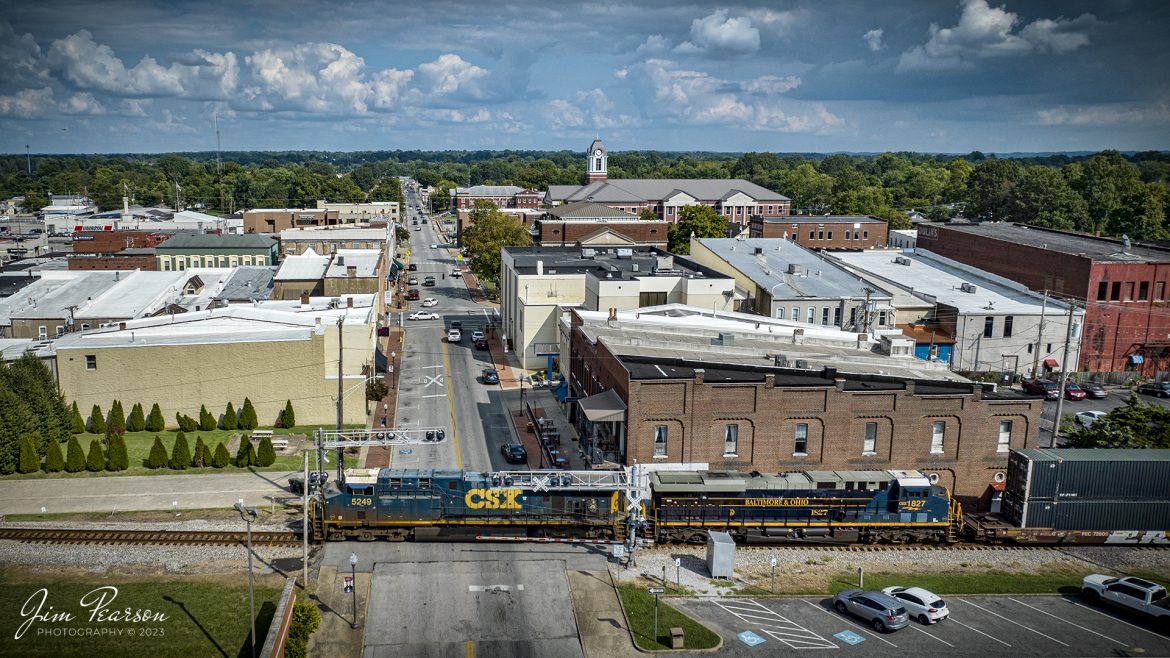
[1082, 575, 1170, 623]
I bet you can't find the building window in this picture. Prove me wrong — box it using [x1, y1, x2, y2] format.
[845, 230, 851, 240]
[775, 308, 785, 319]
[998, 420, 1012, 452]
[863, 231, 869, 239]
[38, 326, 47, 339]
[821, 307, 830, 325]
[878, 310, 887, 326]
[1111, 282, 1121, 301]
[931, 421, 945, 454]
[1047, 343, 1053, 352]
[792, 307, 799, 321]
[863, 422, 877, 455]
[1027, 343, 1033, 353]
[639, 292, 667, 306]
[55, 326, 65, 337]
[723, 424, 738, 456]
[850, 307, 858, 325]
[807, 307, 815, 323]
[984, 316, 994, 338]
[818, 231, 824, 240]
[834, 307, 842, 326]
[809, 231, 815, 240]
[81, 323, 90, 330]
[1124, 282, 1134, 301]
[794, 423, 808, 455]
[85, 355, 97, 370]
[827, 231, 833, 240]
[594, 157, 602, 170]
[653, 425, 668, 457]
[1158, 281, 1166, 301]
[256, 256, 266, 266]
[1004, 316, 1014, 337]
[1139, 281, 1150, 301]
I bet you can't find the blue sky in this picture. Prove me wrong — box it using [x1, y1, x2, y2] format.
[1, 0, 1167, 154]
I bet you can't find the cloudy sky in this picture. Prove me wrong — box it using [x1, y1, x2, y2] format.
[1, 0, 1168, 154]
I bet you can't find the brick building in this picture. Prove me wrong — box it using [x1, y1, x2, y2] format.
[566, 308, 1041, 505]
[243, 208, 340, 233]
[450, 185, 544, 210]
[749, 215, 889, 249]
[67, 230, 171, 271]
[534, 202, 669, 248]
[916, 223, 1170, 375]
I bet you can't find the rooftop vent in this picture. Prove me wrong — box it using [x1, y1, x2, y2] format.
[960, 283, 977, 293]
[631, 263, 639, 272]
[794, 359, 810, 369]
[787, 264, 802, 275]
[773, 353, 788, 367]
[894, 256, 912, 265]
[754, 247, 764, 255]
[616, 248, 633, 259]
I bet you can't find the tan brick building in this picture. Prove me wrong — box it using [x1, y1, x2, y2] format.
[749, 215, 889, 249]
[243, 208, 340, 233]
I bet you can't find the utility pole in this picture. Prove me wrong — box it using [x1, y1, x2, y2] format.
[1051, 299, 1078, 445]
[26, 145, 31, 174]
[336, 314, 344, 481]
[862, 287, 874, 334]
[1032, 290, 1048, 377]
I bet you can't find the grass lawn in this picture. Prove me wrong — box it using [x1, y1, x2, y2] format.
[2, 425, 360, 480]
[617, 583, 720, 651]
[0, 573, 282, 657]
[827, 569, 1095, 596]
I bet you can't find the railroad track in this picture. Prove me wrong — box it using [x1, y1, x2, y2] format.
[642, 542, 1168, 552]
[0, 528, 302, 547]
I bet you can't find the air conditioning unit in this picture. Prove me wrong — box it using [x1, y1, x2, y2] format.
[894, 256, 911, 265]
[794, 359, 810, 369]
[787, 264, 802, 275]
[960, 283, 977, 293]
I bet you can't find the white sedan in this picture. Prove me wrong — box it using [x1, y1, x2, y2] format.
[421, 297, 439, 307]
[1074, 410, 1108, 428]
[881, 586, 949, 624]
[430, 243, 438, 249]
[408, 311, 439, 321]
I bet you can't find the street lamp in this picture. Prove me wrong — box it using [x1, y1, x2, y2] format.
[233, 500, 259, 658]
[349, 552, 360, 630]
[391, 351, 397, 388]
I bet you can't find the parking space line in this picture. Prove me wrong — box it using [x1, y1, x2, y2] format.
[909, 624, 954, 647]
[948, 618, 1011, 647]
[1008, 598, 1125, 646]
[714, 600, 837, 650]
[1065, 600, 1170, 640]
[801, 600, 897, 647]
[956, 599, 1069, 647]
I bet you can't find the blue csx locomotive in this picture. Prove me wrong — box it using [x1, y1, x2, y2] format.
[311, 467, 962, 544]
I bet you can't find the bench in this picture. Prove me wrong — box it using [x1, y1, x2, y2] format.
[270, 438, 290, 450]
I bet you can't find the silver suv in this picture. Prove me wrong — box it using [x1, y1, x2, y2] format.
[833, 589, 910, 633]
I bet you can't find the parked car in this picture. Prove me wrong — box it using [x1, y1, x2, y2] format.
[1137, 382, 1170, 398]
[500, 443, 527, 464]
[471, 330, 485, 342]
[474, 338, 488, 350]
[1022, 379, 1060, 400]
[1080, 382, 1107, 399]
[421, 297, 439, 307]
[1074, 410, 1108, 428]
[1064, 383, 1087, 401]
[1082, 575, 1170, 622]
[833, 590, 909, 633]
[408, 263, 417, 271]
[289, 471, 329, 494]
[408, 276, 419, 285]
[880, 586, 949, 624]
[482, 368, 500, 384]
[405, 289, 420, 301]
[450, 269, 462, 278]
[447, 328, 462, 343]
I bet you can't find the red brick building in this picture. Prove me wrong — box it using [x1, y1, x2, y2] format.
[67, 231, 172, 270]
[534, 202, 669, 248]
[243, 208, 340, 233]
[568, 310, 1041, 505]
[749, 215, 889, 250]
[450, 185, 545, 210]
[916, 223, 1170, 375]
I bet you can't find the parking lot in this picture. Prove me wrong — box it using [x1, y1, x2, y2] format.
[672, 594, 1170, 656]
[1038, 385, 1170, 446]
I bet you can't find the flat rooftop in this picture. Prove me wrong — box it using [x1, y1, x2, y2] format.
[759, 215, 885, 225]
[696, 238, 893, 301]
[507, 246, 719, 279]
[933, 223, 1170, 263]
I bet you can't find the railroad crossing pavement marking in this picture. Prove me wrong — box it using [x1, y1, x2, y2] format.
[424, 374, 446, 387]
[802, 600, 897, 647]
[715, 600, 837, 650]
[1008, 598, 1125, 646]
[955, 599, 1069, 647]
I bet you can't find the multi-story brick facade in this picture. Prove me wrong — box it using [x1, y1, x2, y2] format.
[450, 185, 544, 210]
[916, 223, 1170, 375]
[243, 208, 340, 233]
[749, 215, 889, 249]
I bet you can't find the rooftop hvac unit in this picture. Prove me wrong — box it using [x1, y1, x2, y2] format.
[581, 248, 596, 259]
[719, 332, 735, 345]
[787, 264, 801, 275]
[894, 256, 911, 265]
[616, 248, 633, 259]
[794, 359, 810, 369]
[773, 353, 788, 367]
[960, 283, 977, 293]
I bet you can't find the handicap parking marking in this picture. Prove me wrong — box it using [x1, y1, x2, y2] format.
[802, 600, 898, 648]
[1008, 598, 1126, 646]
[908, 624, 954, 647]
[737, 630, 766, 647]
[947, 617, 1011, 647]
[1064, 599, 1170, 641]
[833, 630, 865, 645]
[715, 600, 837, 649]
[955, 599, 1069, 647]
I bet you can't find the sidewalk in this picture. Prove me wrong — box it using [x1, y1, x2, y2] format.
[307, 565, 368, 658]
[364, 325, 404, 468]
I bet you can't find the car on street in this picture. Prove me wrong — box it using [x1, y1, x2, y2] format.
[471, 330, 485, 342]
[474, 338, 488, 350]
[421, 297, 438, 307]
[880, 586, 949, 624]
[482, 368, 500, 384]
[1137, 382, 1170, 398]
[409, 311, 439, 320]
[414, 226, 421, 231]
[430, 243, 438, 249]
[833, 589, 909, 632]
[408, 263, 417, 271]
[408, 276, 419, 285]
[500, 443, 527, 464]
[447, 328, 462, 342]
[405, 289, 420, 301]
[1064, 383, 1087, 401]
[1074, 410, 1108, 428]
[1080, 382, 1107, 399]
[1082, 575, 1170, 622]
[450, 269, 462, 277]
[1022, 379, 1060, 399]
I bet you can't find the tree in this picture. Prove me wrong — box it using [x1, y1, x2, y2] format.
[1008, 166, 1089, 230]
[239, 398, 259, 430]
[366, 378, 389, 402]
[127, 403, 146, 432]
[966, 159, 1024, 222]
[176, 412, 198, 433]
[212, 442, 231, 468]
[0, 353, 70, 465]
[64, 436, 86, 473]
[1066, 396, 1170, 449]
[147, 436, 168, 469]
[199, 404, 216, 431]
[775, 163, 834, 212]
[256, 436, 277, 467]
[146, 403, 165, 432]
[279, 400, 296, 429]
[236, 435, 256, 467]
[170, 432, 192, 470]
[669, 205, 729, 254]
[460, 200, 532, 283]
[192, 436, 208, 468]
[221, 402, 238, 430]
[43, 439, 64, 472]
[107, 435, 128, 471]
[1105, 182, 1167, 241]
[70, 402, 86, 434]
[88, 404, 106, 435]
[18, 435, 40, 474]
[85, 438, 106, 472]
[638, 208, 659, 221]
[107, 400, 125, 435]
[285, 599, 322, 658]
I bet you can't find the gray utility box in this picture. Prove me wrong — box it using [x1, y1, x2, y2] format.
[706, 531, 735, 579]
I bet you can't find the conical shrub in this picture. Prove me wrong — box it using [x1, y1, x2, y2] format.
[70, 402, 85, 434]
[221, 402, 238, 430]
[43, 439, 64, 472]
[127, 403, 146, 432]
[147, 436, 168, 469]
[88, 404, 106, 435]
[64, 436, 86, 473]
[212, 442, 230, 468]
[256, 436, 276, 467]
[85, 438, 106, 472]
[170, 432, 191, 470]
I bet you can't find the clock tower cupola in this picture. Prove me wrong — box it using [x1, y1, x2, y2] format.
[586, 138, 607, 183]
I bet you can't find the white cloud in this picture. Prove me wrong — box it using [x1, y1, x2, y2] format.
[897, 0, 1096, 72]
[0, 87, 53, 117]
[417, 54, 488, 96]
[613, 68, 629, 80]
[636, 35, 670, 56]
[741, 75, 801, 95]
[677, 10, 760, 55]
[61, 92, 105, 115]
[546, 88, 636, 130]
[0, 22, 46, 82]
[863, 28, 885, 52]
[370, 68, 415, 108]
[47, 30, 184, 96]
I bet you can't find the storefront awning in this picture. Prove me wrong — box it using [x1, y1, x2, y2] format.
[577, 389, 627, 423]
[1043, 358, 1058, 368]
